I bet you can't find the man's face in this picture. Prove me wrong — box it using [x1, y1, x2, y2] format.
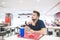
[32, 13, 38, 20]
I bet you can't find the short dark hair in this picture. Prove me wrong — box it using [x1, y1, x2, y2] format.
[33, 11, 40, 17]
[6, 13, 11, 16]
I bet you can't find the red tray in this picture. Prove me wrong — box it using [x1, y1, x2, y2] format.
[17, 32, 41, 40]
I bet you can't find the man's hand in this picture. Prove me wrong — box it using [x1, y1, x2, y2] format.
[28, 21, 35, 26]
[28, 21, 32, 25]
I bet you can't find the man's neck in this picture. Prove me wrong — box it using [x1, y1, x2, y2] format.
[33, 19, 39, 24]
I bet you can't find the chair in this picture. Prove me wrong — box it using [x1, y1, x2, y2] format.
[0, 31, 6, 40]
[15, 27, 20, 34]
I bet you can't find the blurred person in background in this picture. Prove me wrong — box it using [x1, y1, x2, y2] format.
[5, 13, 11, 26]
[55, 19, 60, 26]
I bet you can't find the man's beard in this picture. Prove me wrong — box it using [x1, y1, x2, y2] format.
[32, 19, 36, 22]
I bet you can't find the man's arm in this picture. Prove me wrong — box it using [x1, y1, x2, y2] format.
[25, 25, 30, 32]
[30, 28, 46, 35]
[25, 25, 46, 35]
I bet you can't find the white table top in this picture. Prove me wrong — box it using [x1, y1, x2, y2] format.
[4, 35, 32, 40]
[4, 35, 60, 40]
[46, 26, 60, 29]
[40, 35, 60, 40]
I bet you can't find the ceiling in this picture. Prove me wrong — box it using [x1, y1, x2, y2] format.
[0, 0, 60, 15]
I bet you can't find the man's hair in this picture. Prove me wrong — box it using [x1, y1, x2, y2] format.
[33, 11, 40, 17]
[6, 13, 11, 16]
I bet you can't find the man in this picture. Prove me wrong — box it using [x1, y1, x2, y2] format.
[25, 11, 46, 35]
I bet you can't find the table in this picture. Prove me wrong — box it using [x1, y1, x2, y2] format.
[46, 26, 60, 36]
[46, 26, 60, 29]
[0, 31, 6, 40]
[40, 35, 60, 40]
[0, 24, 5, 31]
[4, 35, 32, 40]
[0, 23, 7, 40]
[4, 26, 60, 40]
[0, 23, 8, 31]
[4, 35, 60, 40]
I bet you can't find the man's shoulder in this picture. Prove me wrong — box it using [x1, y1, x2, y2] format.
[38, 19, 43, 22]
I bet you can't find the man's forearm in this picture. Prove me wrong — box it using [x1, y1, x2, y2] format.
[33, 28, 46, 35]
[38, 28, 46, 35]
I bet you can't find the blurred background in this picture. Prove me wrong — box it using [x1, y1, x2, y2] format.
[0, 0, 60, 26]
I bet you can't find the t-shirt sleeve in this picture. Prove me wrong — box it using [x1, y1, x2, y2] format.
[27, 24, 33, 28]
[40, 20, 45, 28]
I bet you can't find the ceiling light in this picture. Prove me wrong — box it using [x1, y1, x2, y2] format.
[37, 0, 40, 2]
[1, 2, 5, 5]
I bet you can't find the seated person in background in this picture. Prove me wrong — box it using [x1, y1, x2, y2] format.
[25, 11, 46, 35]
[55, 19, 60, 26]
[54, 19, 60, 32]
